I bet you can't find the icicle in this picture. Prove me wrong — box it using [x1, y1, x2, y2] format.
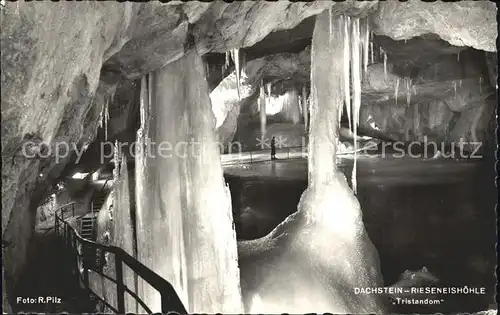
[351, 17, 362, 194]
[457, 52, 460, 62]
[383, 50, 387, 79]
[479, 76, 483, 93]
[302, 85, 308, 132]
[413, 84, 417, 96]
[453, 81, 457, 97]
[205, 62, 209, 76]
[113, 140, 120, 180]
[336, 17, 342, 126]
[329, 7, 333, 39]
[259, 79, 266, 136]
[406, 78, 411, 106]
[370, 40, 374, 64]
[231, 49, 241, 100]
[363, 18, 369, 75]
[103, 98, 110, 141]
[344, 15, 352, 131]
[140, 76, 147, 130]
[394, 77, 399, 106]
[266, 82, 272, 101]
[241, 51, 246, 73]
[225, 51, 230, 69]
[404, 39, 407, 44]
[459, 79, 462, 88]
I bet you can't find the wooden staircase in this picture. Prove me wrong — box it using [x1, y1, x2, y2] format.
[78, 188, 109, 270]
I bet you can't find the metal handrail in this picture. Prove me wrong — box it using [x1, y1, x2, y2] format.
[54, 204, 187, 314]
[221, 145, 307, 164]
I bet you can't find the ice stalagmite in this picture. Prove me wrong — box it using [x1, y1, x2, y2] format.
[344, 15, 352, 131]
[302, 85, 308, 132]
[259, 80, 266, 136]
[350, 17, 362, 194]
[135, 50, 243, 313]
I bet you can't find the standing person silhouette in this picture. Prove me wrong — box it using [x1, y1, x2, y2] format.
[271, 136, 277, 160]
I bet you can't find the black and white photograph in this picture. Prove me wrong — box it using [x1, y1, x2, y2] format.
[1, 1, 498, 314]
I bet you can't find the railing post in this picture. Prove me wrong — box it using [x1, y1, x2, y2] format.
[82, 243, 89, 289]
[115, 255, 125, 313]
[72, 233, 77, 276]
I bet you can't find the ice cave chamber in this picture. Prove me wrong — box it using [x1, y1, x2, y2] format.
[1, 1, 498, 314]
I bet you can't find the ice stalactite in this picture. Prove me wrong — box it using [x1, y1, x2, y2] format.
[331, 13, 343, 127]
[259, 80, 266, 136]
[135, 50, 243, 313]
[413, 103, 420, 139]
[459, 79, 463, 88]
[100, 97, 111, 141]
[406, 78, 412, 106]
[231, 49, 241, 100]
[370, 34, 374, 64]
[266, 82, 272, 103]
[289, 89, 302, 124]
[471, 102, 486, 143]
[479, 76, 483, 93]
[383, 49, 387, 79]
[394, 77, 399, 106]
[350, 17, 362, 194]
[453, 81, 457, 98]
[343, 15, 352, 131]
[362, 18, 370, 76]
[457, 52, 460, 62]
[302, 85, 308, 132]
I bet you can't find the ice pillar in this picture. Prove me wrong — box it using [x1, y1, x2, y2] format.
[112, 150, 137, 312]
[296, 11, 385, 313]
[307, 14, 344, 186]
[135, 50, 243, 313]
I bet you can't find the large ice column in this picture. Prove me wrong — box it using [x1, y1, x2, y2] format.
[135, 50, 243, 313]
[112, 151, 137, 312]
[295, 10, 385, 312]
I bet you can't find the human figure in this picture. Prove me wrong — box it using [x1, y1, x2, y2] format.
[271, 136, 277, 160]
